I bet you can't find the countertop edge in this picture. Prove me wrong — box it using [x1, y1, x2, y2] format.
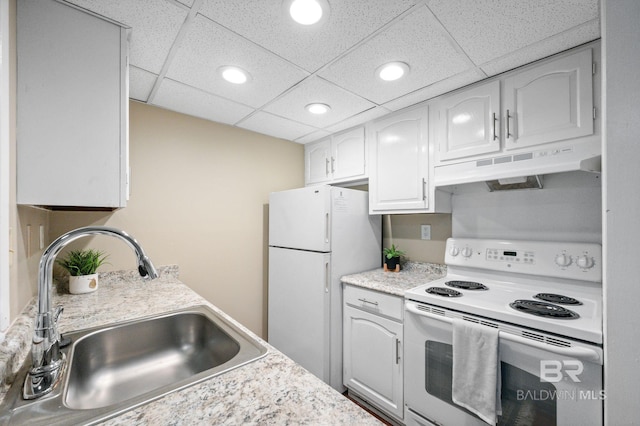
[0, 266, 381, 426]
[341, 261, 447, 297]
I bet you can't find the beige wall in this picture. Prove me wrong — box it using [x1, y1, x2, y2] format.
[12, 207, 49, 318]
[49, 101, 304, 338]
[383, 214, 451, 265]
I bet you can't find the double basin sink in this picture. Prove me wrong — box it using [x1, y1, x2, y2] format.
[0, 305, 267, 425]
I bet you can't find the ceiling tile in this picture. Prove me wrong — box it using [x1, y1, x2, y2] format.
[65, 0, 188, 73]
[480, 20, 600, 76]
[325, 106, 392, 134]
[426, 0, 599, 65]
[129, 66, 158, 102]
[262, 76, 376, 128]
[237, 112, 318, 141]
[166, 15, 309, 109]
[151, 78, 254, 125]
[198, 0, 419, 73]
[318, 5, 471, 105]
[295, 130, 333, 145]
[382, 69, 486, 111]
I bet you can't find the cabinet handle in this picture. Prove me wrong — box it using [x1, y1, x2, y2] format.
[331, 156, 335, 173]
[357, 298, 379, 306]
[396, 338, 401, 364]
[492, 112, 498, 141]
[422, 178, 426, 201]
[506, 109, 512, 139]
[325, 158, 330, 176]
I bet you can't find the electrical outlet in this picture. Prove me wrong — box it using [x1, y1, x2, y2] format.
[39, 225, 45, 250]
[421, 224, 431, 240]
[26, 225, 32, 257]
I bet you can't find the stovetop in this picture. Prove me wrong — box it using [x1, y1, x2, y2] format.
[405, 238, 603, 344]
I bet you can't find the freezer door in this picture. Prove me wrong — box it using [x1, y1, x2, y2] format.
[268, 247, 331, 383]
[269, 186, 331, 252]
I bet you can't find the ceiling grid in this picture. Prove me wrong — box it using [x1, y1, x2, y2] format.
[62, 0, 600, 143]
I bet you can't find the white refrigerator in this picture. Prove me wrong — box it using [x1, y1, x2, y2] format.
[268, 186, 381, 391]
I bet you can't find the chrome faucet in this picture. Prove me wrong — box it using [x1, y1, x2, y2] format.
[23, 226, 159, 400]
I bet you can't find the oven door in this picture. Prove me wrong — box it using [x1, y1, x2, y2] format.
[404, 301, 603, 426]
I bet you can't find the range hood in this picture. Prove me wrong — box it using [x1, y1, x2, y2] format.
[433, 140, 601, 189]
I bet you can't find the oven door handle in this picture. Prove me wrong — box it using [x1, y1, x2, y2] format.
[406, 302, 603, 364]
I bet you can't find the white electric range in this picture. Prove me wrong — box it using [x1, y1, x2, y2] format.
[404, 238, 604, 426]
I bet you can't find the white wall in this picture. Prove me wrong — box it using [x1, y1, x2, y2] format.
[602, 1, 640, 424]
[451, 171, 602, 243]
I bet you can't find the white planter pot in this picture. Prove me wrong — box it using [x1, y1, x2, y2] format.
[69, 273, 99, 294]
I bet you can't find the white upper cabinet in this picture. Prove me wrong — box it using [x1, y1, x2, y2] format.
[17, 0, 129, 208]
[435, 47, 595, 165]
[504, 48, 594, 150]
[305, 138, 332, 185]
[331, 127, 366, 181]
[305, 127, 366, 186]
[368, 105, 430, 214]
[437, 80, 501, 161]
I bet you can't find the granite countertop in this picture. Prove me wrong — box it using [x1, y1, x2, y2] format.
[0, 266, 381, 425]
[341, 262, 447, 296]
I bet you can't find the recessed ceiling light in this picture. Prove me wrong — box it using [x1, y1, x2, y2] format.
[289, 0, 325, 25]
[376, 62, 410, 82]
[306, 103, 331, 114]
[218, 66, 250, 84]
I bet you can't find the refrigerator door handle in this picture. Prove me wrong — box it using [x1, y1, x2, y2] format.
[325, 262, 329, 293]
[325, 213, 329, 243]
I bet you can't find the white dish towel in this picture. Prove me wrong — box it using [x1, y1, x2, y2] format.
[452, 318, 502, 425]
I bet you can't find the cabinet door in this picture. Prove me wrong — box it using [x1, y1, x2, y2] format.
[17, 0, 128, 208]
[331, 127, 366, 181]
[504, 48, 594, 150]
[305, 138, 331, 185]
[344, 305, 403, 420]
[437, 80, 501, 162]
[369, 106, 429, 213]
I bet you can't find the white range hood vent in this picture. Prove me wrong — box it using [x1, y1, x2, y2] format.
[486, 175, 543, 191]
[433, 142, 601, 189]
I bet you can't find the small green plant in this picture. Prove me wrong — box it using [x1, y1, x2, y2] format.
[383, 244, 405, 259]
[56, 249, 109, 276]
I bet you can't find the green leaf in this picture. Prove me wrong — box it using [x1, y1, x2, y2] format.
[56, 249, 109, 276]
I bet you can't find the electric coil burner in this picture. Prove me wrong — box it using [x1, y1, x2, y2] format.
[426, 287, 462, 297]
[445, 280, 488, 290]
[405, 238, 602, 344]
[534, 293, 582, 305]
[509, 299, 580, 319]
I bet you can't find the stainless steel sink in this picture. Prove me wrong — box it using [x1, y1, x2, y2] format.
[0, 305, 267, 425]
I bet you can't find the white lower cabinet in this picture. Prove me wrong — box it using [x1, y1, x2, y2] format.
[343, 285, 403, 421]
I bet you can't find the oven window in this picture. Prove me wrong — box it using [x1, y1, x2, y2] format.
[425, 341, 557, 425]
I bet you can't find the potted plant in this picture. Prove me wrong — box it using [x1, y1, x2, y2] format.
[383, 244, 405, 272]
[56, 249, 109, 294]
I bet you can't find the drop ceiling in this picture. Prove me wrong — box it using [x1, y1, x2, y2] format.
[62, 0, 600, 144]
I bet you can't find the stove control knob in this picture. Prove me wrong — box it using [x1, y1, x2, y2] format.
[461, 247, 473, 258]
[449, 246, 460, 257]
[555, 253, 572, 268]
[576, 255, 595, 270]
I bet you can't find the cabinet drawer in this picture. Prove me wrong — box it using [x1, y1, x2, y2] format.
[344, 285, 403, 321]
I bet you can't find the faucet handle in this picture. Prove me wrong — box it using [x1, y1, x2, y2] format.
[54, 305, 64, 322]
[53, 305, 64, 343]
